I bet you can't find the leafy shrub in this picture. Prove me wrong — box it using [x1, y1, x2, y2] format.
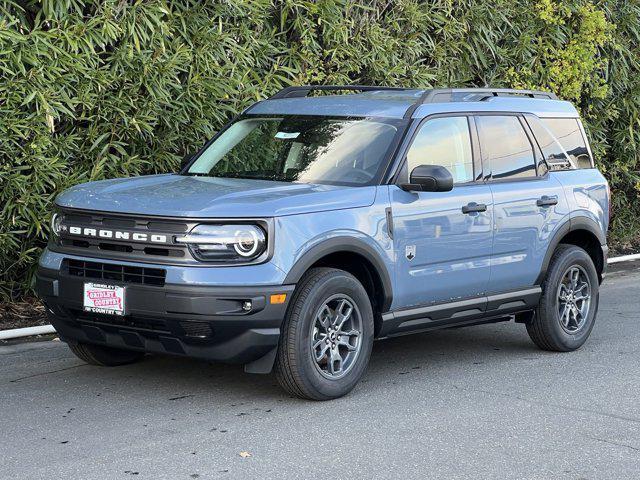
[1, 0, 638, 299]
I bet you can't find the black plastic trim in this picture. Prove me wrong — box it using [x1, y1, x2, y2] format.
[380, 287, 541, 337]
[36, 267, 296, 367]
[534, 216, 607, 285]
[282, 237, 393, 312]
[37, 266, 293, 319]
[269, 85, 412, 99]
[404, 88, 557, 119]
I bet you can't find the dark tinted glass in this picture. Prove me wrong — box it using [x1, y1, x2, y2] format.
[525, 114, 569, 172]
[476, 116, 536, 180]
[542, 118, 592, 168]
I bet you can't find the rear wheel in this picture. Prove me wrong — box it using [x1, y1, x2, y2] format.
[527, 244, 599, 351]
[275, 268, 374, 400]
[68, 342, 144, 366]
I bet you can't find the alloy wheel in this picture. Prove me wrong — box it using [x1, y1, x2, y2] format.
[556, 265, 591, 334]
[310, 294, 363, 379]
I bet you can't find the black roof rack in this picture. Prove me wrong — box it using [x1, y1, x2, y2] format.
[403, 88, 558, 118]
[269, 85, 414, 99]
[267, 85, 559, 118]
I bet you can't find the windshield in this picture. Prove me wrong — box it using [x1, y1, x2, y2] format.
[186, 116, 404, 186]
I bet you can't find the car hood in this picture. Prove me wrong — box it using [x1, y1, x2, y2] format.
[55, 174, 376, 218]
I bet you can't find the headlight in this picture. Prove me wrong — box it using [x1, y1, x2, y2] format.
[50, 212, 63, 237]
[176, 224, 267, 262]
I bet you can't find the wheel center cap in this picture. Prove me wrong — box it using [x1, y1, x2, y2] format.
[330, 332, 337, 341]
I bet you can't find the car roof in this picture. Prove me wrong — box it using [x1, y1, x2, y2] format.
[246, 87, 579, 120]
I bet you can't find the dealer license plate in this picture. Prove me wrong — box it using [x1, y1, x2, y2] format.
[83, 283, 125, 316]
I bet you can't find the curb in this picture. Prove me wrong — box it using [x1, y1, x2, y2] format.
[607, 253, 640, 264]
[2, 253, 639, 341]
[0, 325, 57, 341]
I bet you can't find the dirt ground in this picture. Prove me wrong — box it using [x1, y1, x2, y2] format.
[0, 298, 47, 330]
[610, 237, 640, 256]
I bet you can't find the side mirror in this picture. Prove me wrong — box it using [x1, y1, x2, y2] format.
[180, 153, 193, 170]
[401, 164, 453, 192]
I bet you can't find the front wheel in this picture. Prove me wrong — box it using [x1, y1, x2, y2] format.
[527, 244, 599, 351]
[275, 268, 374, 400]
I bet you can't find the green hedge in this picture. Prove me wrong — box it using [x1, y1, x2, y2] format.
[1, 0, 639, 299]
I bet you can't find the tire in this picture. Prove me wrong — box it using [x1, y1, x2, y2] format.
[527, 244, 599, 352]
[275, 267, 374, 400]
[68, 342, 145, 366]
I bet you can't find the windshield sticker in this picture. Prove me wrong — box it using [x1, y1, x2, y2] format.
[275, 131, 300, 139]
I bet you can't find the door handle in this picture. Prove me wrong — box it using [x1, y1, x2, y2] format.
[536, 195, 558, 207]
[462, 202, 487, 214]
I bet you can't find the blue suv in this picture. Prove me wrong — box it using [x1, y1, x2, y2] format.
[37, 86, 610, 400]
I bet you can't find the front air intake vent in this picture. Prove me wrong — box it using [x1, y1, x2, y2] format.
[64, 259, 166, 286]
[179, 321, 214, 339]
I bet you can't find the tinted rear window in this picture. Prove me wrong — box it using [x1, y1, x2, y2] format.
[476, 115, 536, 180]
[541, 118, 592, 168]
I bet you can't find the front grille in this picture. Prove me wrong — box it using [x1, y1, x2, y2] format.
[64, 259, 166, 286]
[69, 310, 214, 340]
[71, 309, 170, 334]
[54, 209, 194, 263]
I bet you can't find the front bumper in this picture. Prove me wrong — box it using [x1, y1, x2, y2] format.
[36, 266, 294, 369]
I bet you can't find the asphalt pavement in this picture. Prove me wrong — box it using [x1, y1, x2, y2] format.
[2, 263, 640, 479]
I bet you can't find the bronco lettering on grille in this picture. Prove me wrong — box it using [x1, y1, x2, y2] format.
[67, 226, 169, 244]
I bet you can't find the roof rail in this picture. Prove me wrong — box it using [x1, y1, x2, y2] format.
[267, 85, 559, 118]
[403, 88, 558, 118]
[269, 85, 412, 99]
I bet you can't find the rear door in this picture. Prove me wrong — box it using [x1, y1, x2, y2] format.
[475, 114, 570, 293]
[390, 115, 493, 309]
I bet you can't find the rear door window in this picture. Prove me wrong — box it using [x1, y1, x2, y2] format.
[541, 118, 592, 168]
[476, 115, 536, 180]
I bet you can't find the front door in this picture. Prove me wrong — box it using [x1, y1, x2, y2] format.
[390, 116, 493, 310]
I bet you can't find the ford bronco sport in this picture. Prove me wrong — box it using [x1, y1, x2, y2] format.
[37, 86, 609, 400]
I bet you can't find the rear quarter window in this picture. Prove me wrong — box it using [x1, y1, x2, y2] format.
[541, 118, 592, 169]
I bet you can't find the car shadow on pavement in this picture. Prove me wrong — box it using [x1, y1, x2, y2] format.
[93, 320, 540, 403]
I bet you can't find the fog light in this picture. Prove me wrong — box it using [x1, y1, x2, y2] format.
[242, 301, 252, 311]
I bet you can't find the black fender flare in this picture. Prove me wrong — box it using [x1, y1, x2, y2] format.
[283, 236, 394, 312]
[535, 216, 606, 285]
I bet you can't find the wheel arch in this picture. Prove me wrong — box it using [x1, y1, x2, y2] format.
[283, 237, 393, 335]
[536, 216, 607, 285]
